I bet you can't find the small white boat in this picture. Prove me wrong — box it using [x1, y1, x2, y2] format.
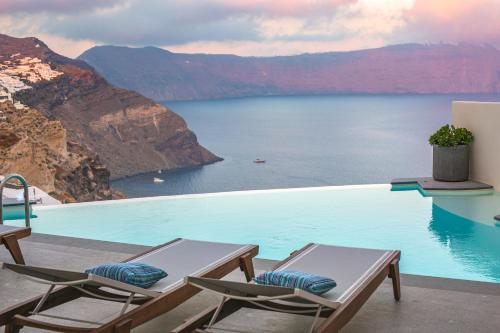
[158, 169, 162, 174]
[153, 177, 164, 183]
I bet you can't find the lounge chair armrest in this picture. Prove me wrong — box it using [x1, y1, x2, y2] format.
[2, 262, 89, 282]
[186, 276, 296, 299]
[186, 276, 340, 309]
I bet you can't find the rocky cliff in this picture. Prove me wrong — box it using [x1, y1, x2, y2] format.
[0, 101, 121, 202]
[0, 34, 221, 180]
[79, 43, 500, 101]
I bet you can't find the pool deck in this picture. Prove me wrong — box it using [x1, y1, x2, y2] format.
[1, 234, 500, 333]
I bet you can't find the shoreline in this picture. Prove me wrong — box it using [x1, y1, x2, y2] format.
[160, 92, 500, 104]
[109, 157, 223, 182]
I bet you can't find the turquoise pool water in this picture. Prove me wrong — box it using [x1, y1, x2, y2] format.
[7, 185, 500, 283]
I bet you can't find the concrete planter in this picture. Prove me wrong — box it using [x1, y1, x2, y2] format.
[432, 145, 470, 182]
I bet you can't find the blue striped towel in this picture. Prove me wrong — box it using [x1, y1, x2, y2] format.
[254, 270, 336, 295]
[85, 262, 167, 289]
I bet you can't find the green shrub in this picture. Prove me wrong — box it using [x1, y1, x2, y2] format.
[429, 125, 474, 147]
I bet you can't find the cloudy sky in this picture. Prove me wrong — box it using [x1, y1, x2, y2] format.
[0, 0, 499, 58]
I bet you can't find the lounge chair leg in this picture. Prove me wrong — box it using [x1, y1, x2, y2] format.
[309, 305, 323, 333]
[32, 284, 55, 314]
[389, 259, 401, 301]
[2, 234, 25, 264]
[4, 323, 22, 333]
[119, 292, 135, 316]
[172, 300, 243, 333]
[113, 319, 133, 333]
[207, 296, 227, 328]
[239, 253, 255, 281]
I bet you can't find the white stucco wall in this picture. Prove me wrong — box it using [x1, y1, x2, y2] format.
[452, 101, 500, 190]
[433, 194, 500, 227]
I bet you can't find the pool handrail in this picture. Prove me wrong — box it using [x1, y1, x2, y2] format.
[0, 174, 30, 227]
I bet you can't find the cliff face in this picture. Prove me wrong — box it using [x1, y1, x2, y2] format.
[79, 43, 500, 101]
[0, 34, 221, 180]
[0, 101, 120, 202]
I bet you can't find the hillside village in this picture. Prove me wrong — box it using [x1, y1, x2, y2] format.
[0, 52, 63, 110]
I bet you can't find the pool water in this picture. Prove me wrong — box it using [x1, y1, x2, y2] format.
[8, 185, 500, 283]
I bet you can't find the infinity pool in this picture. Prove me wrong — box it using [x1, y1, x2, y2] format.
[7, 185, 500, 283]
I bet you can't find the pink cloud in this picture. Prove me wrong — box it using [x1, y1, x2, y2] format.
[1, 0, 499, 58]
[403, 0, 500, 45]
[0, 0, 120, 14]
[409, 1, 486, 22]
[214, 0, 355, 16]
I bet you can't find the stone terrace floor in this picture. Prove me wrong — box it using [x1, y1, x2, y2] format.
[1, 234, 500, 333]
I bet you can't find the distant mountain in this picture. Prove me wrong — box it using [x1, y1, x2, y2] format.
[79, 43, 500, 101]
[0, 34, 221, 189]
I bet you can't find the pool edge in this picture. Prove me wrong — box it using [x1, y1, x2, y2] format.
[34, 183, 391, 210]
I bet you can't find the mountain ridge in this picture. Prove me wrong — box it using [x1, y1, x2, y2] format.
[79, 43, 500, 101]
[0, 34, 221, 197]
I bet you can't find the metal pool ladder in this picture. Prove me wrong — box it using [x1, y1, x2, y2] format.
[0, 173, 30, 227]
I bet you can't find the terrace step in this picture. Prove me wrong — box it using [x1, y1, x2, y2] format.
[391, 177, 494, 197]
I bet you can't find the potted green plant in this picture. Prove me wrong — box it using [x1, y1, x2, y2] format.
[429, 125, 474, 182]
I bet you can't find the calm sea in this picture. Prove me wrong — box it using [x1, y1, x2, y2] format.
[112, 94, 500, 197]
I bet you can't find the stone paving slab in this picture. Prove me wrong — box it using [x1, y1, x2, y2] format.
[1, 234, 500, 333]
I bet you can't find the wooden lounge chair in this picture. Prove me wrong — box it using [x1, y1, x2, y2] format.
[0, 238, 258, 333]
[173, 243, 400, 333]
[0, 224, 31, 265]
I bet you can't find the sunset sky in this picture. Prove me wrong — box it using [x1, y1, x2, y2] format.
[0, 0, 499, 58]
